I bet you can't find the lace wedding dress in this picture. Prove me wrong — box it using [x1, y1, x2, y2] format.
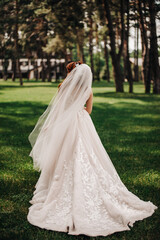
[27, 64, 157, 237]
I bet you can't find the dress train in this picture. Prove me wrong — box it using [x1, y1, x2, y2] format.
[27, 108, 157, 237]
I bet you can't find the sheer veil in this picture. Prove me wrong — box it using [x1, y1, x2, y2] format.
[28, 63, 93, 171]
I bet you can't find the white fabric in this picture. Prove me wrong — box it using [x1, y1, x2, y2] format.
[28, 63, 92, 171]
[27, 64, 157, 237]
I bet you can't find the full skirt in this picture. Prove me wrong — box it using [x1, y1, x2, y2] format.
[27, 108, 157, 237]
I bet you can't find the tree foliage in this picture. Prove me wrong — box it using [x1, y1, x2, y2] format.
[0, 0, 159, 93]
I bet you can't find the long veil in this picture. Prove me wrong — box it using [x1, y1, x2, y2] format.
[28, 63, 93, 171]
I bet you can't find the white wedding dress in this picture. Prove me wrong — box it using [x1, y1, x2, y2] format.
[27, 64, 157, 237]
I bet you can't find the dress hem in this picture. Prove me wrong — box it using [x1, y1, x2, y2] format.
[27, 205, 157, 237]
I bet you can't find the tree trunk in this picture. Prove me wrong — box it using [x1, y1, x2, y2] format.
[2, 59, 9, 81]
[133, 7, 139, 82]
[123, 36, 127, 81]
[64, 46, 68, 67]
[126, 0, 133, 93]
[146, 47, 152, 93]
[34, 60, 38, 81]
[149, 0, 160, 94]
[16, 59, 23, 85]
[47, 55, 52, 82]
[15, 0, 23, 86]
[41, 58, 46, 82]
[12, 58, 16, 81]
[138, 0, 150, 93]
[55, 60, 58, 83]
[103, 0, 124, 92]
[82, 47, 85, 63]
[117, 0, 125, 61]
[88, 13, 95, 81]
[136, 18, 139, 82]
[27, 58, 30, 81]
[103, 35, 110, 82]
[77, 42, 82, 62]
[77, 29, 84, 62]
[95, 23, 100, 81]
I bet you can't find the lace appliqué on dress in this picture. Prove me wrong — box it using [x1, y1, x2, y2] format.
[74, 136, 126, 230]
[45, 158, 74, 226]
[74, 135, 149, 230]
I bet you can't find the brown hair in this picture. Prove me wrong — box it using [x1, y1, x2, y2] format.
[58, 61, 83, 89]
[66, 61, 83, 73]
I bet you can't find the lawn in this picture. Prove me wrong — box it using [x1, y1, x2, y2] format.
[0, 79, 160, 240]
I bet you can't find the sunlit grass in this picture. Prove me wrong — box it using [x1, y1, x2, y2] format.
[0, 79, 159, 240]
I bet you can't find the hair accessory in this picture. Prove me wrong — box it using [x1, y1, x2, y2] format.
[75, 63, 79, 67]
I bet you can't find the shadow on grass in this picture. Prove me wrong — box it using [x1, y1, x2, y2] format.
[93, 91, 160, 102]
[0, 101, 48, 148]
[92, 81, 116, 88]
[0, 83, 58, 90]
[0, 79, 116, 91]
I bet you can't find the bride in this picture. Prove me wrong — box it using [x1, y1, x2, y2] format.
[27, 61, 157, 237]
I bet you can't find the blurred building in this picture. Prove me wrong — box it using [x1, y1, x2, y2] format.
[0, 58, 66, 80]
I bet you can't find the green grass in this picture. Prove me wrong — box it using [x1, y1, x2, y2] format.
[0, 79, 160, 240]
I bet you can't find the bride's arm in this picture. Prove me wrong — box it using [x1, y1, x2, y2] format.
[84, 89, 93, 114]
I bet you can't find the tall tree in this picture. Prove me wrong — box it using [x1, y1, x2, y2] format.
[14, 0, 23, 85]
[149, 0, 160, 94]
[124, 0, 133, 93]
[134, 19, 139, 82]
[137, 0, 150, 93]
[103, 0, 125, 92]
[96, 2, 110, 82]
[0, 0, 23, 84]
[86, 0, 95, 80]
[76, 28, 85, 62]
[103, 33, 110, 82]
[132, 0, 139, 82]
[95, 23, 101, 81]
